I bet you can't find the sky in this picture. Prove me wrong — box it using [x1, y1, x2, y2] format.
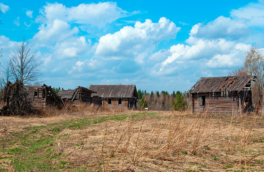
[0, 0, 263, 93]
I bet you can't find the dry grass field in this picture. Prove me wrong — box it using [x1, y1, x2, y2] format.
[0, 109, 264, 171]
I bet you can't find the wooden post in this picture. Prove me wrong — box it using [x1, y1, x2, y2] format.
[238, 94, 241, 114]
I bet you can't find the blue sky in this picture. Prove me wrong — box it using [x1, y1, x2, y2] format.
[0, 0, 263, 92]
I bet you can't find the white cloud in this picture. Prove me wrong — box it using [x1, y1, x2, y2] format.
[33, 19, 79, 44]
[190, 23, 201, 36]
[0, 3, 9, 13]
[189, 16, 248, 40]
[95, 17, 180, 63]
[38, 2, 127, 28]
[0, 35, 19, 49]
[230, 1, 264, 27]
[26, 10, 33, 18]
[53, 36, 91, 59]
[156, 38, 251, 74]
[149, 49, 171, 62]
[13, 17, 20, 26]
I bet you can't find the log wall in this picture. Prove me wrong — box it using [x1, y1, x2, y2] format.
[192, 93, 239, 114]
[102, 98, 136, 109]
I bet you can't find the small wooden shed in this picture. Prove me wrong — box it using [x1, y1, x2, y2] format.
[89, 85, 138, 109]
[189, 76, 256, 114]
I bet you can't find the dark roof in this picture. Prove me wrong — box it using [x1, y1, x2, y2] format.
[58, 86, 96, 99]
[189, 76, 255, 93]
[89, 85, 138, 98]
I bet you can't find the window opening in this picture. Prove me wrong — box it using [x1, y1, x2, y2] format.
[34, 89, 38, 97]
[108, 99, 112, 104]
[118, 99, 122, 104]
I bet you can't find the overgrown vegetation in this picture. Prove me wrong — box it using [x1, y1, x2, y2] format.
[0, 111, 263, 171]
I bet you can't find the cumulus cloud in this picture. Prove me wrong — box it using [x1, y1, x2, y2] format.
[0, 35, 19, 49]
[95, 17, 180, 63]
[189, 16, 249, 40]
[0, 3, 9, 13]
[26, 10, 33, 18]
[38, 2, 127, 28]
[33, 19, 79, 44]
[156, 37, 251, 75]
[231, 1, 264, 27]
[53, 36, 91, 59]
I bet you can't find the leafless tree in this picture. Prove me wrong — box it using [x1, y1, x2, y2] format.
[3, 39, 42, 114]
[10, 39, 41, 85]
[228, 67, 248, 76]
[244, 48, 264, 108]
[229, 47, 264, 109]
[1, 62, 11, 86]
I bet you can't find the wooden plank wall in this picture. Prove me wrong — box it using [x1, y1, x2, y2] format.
[192, 94, 239, 114]
[102, 98, 135, 109]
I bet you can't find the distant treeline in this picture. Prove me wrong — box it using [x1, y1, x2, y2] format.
[53, 87, 71, 93]
[137, 89, 190, 111]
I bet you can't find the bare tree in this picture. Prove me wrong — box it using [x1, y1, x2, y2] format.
[244, 47, 264, 108]
[228, 67, 248, 76]
[10, 39, 41, 85]
[228, 47, 264, 109]
[1, 62, 11, 86]
[2, 39, 42, 114]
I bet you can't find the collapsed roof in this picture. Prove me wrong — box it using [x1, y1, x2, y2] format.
[189, 76, 256, 93]
[89, 85, 138, 98]
[58, 86, 96, 100]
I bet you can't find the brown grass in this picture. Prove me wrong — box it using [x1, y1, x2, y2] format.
[0, 110, 264, 171]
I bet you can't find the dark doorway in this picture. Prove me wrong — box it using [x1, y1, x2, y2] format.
[202, 96, 205, 106]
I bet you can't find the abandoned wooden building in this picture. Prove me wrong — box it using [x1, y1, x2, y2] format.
[189, 76, 256, 114]
[24, 84, 64, 109]
[3, 81, 64, 110]
[57, 86, 99, 105]
[89, 85, 138, 109]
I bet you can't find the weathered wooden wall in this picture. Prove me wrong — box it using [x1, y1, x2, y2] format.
[25, 86, 62, 109]
[102, 98, 136, 109]
[191, 93, 239, 114]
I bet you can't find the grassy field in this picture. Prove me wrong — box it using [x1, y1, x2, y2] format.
[0, 110, 264, 171]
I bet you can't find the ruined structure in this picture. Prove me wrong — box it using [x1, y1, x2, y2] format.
[189, 76, 256, 114]
[2, 81, 64, 114]
[89, 85, 138, 109]
[57, 86, 99, 106]
[24, 84, 64, 109]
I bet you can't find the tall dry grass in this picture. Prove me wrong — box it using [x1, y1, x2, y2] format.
[51, 110, 264, 171]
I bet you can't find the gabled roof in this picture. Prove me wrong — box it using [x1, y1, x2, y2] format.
[189, 76, 256, 93]
[89, 85, 138, 98]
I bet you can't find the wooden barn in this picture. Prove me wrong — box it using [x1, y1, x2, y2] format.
[89, 85, 138, 109]
[189, 76, 256, 114]
[24, 84, 64, 109]
[57, 86, 99, 105]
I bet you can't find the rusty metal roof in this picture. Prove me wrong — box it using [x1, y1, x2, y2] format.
[89, 85, 138, 98]
[189, 76, 255, 93]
